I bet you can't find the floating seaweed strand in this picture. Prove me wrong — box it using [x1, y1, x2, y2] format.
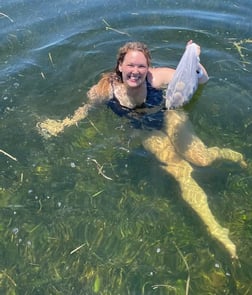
[0, 149, 17, 161]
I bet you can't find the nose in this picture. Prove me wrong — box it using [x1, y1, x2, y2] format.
[132, 66, 140, 73]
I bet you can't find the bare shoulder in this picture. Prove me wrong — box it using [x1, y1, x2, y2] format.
[87, 73, 113, 104]
[148, 67, 176, 89]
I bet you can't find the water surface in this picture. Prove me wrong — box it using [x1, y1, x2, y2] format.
[0, 0, 252, 294]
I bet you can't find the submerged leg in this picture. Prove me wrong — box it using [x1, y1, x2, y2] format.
[164, 110, 246, 168]
[177, 175, 237, 259]
[143, 130, 238, 259]
[182, 137, 247, 168]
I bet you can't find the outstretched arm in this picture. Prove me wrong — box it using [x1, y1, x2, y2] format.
[37, 73, 113, 138]
[37, 103, 92, 138]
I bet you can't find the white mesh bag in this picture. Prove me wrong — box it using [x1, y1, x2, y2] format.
[165, 43, 200, 109]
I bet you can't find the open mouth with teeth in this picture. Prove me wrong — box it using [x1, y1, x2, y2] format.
[127, 75, 142, 85]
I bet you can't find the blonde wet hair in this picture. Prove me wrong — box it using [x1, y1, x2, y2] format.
[87, 42, 152, 103]
[114, 41, 151, 82]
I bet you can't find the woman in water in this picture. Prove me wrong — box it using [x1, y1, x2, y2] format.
[37, 42, 247, 259]
[37, 40, 208, 137]
[88, 40, 208, 107]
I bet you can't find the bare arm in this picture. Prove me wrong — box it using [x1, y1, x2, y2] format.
[148, 41, 209, 89]
[37, 73, 114, 138]
[147, 63, 208, 89]
[87, 73, 113, 104]
[37, 103, 91, 138]
[147, 67, 176, 89]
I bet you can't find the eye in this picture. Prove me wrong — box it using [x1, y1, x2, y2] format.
[125, 63, 147, 70]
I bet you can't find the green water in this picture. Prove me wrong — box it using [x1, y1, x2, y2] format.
[1, 0, 252, 294]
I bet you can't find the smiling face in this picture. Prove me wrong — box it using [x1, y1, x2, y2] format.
[118, 50, 149, 88]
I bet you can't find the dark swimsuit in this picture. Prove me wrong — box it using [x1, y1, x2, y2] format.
[107, 79, 165, 129]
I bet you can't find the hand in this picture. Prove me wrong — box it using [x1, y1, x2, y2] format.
[37, 119, 64, 138]
[186, 40, 201, 56]
[186, 39, 193, 47]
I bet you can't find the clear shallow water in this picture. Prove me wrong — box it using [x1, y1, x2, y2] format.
[0, 0, 252, 294]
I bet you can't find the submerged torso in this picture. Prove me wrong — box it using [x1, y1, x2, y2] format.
[107, 79, 165, 129]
